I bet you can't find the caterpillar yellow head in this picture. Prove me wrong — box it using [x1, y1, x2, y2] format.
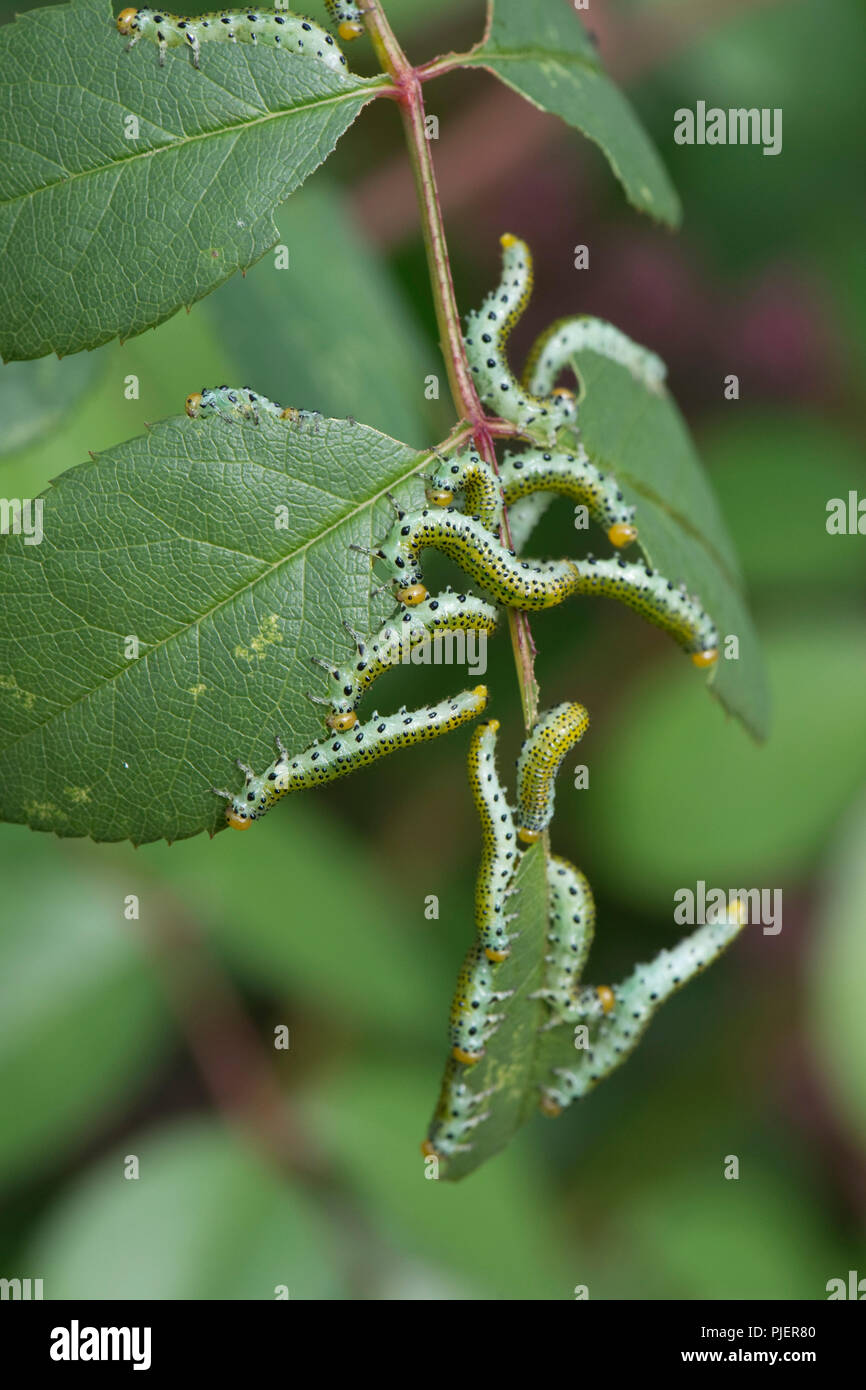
[539, 1093, 562, 1118]
[691, 648, 719, 669]
[326, 711, 358, 732]
[426, 487, 454, 508]
[117, 8, 138, 35]
[485, 946, 510, 963]
[185, 392, 203, 418]
[596, 985, 616, 1014]
[420, 1139, 438, 1158]
[225, 806, 253, 831]
[607, 522, 639, 548]
[518, 827, 542, 845]
[500, 232, 521, 250]
[397, 583, 428, 606]
[338, 20, 364, 40]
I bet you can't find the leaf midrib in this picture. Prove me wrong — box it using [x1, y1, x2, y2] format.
[0, 80, 384, 211]
[467, 46, 602, 77]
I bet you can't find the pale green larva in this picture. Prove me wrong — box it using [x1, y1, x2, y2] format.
[307, 589, 499, 730]
[516, 703, 590, 844]
[365, 501, 582, 612]
[526, 316, 667, 397]
[116, 7, 348, 71]
[468, 720, 519, 962]
[367, 501, 718, 658]
[185, 385, 321, 427]
[427, 445, 639, 549]
[530, 855, 596, 1021]
[463, 235, 577, 445]
[448, 939, 513, 1066]
[215, 684, 488, 828]
[422, 1058, 497, 1159]
[539, 914, 746, 1115]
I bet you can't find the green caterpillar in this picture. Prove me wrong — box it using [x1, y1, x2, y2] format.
[515, 703, 590, 844]
[531, 855, 596, 1021]
[463, 235, 577, 444]
[526, 316, 667, 398]
[468, 720, 519, 963]
[185, 385, 321, 427]
[307, 590, 499, 731]
[116, 7, 348, 71]
[426, 445, 639, 549]
[368, 502, 718, 659]
[215, 685, 488, 828]
[539, 914, 746, 1116]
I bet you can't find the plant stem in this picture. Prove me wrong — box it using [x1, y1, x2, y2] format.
[364, 1, 539, 728]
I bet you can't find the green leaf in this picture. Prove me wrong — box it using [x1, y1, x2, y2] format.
[459, 0, 680, 226]
[203, 182, 448, 445]
[26, 1119, 342, 1298]
[0, 0, 383, 361]
[0, 355, 100, 456]
[428, 841, 549, 1181]
[0, 827, 170, 1187]
[585, 621, 866, 903]
[0, 413, 431, 843]
[810, 794, 866, 1148]
[549, 350, 769, 740]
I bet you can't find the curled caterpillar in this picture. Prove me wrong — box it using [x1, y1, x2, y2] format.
[365, 501, 581, 612]
[468, 720, 519, 962]
[116, 7, 348, 71]
[422, 1059, 496, 1159]
[539, 915, 745, 1116]
[427, 449, 504, 533]
[367, 501, 717, 657]
[463, 235, 577, 444]
[427, 445, 639, 549]
[516, 703, 590, 844]
[525, 316, 667, 398]
[322, 0, 364, 40]
[215, 685, 488, 828]
[449, 940, 513, 1066]
[185, 385, 321, 426]
[308, 589, 499, 729]
[530, 855, 596, 1020]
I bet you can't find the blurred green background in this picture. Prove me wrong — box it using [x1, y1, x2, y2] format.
[1, 0, 864, 1299]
